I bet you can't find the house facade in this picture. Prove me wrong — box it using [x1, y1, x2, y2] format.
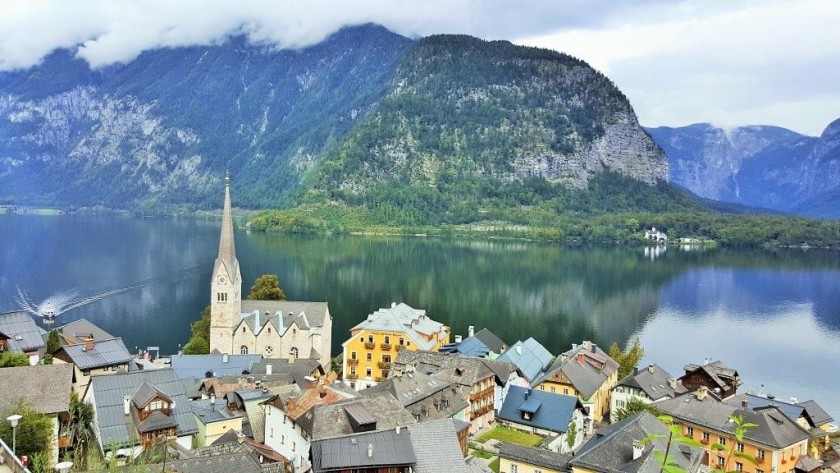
[342, 302, 449, 391]
[679, 359, 740, 399]
[532, 341, 619, 425]
[497, 385, 586, 453]
[53, 336, 133, 395]
[609, 363, 685, 422]
[0, 310, 45, 365]
[209, 177, 333, 362]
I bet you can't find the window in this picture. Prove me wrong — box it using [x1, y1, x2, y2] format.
[265, 346, 273, 355]
[757, 450, 765, 461]
[242, 327, 246, 333]
[366, 352, 372, 361]
[350, 367, 356, 375]
[292, 442, 296, 452]
[366, 367, 372, 378]
[737, 442, 744, 452]
[719, 437, 727, 446]
[735, 462, 743, 472]
[511, 465, 518, 473]
[368, 335, 374, 343]
[687, 426, 694, 436]
[384, 335, 390, 344]
[281, 435, 285, 444]
[351, 351, 357, 360]
[756, 470, 764, 473]
[290, 347, 298, 359]
[83, 370, 90, 376]
[270, 428, 273, 438]
[399, 337, 404, 346]
[718, 457, 725, 466]
[550, 386, 556, 393]
[523, 412, 532, 420]
[240, 345, 248, 354]
[267, 327, 271, 333]
[702, 432, 710, 443]
[564, 388, 569, 394]
[382, 354, 391, 363]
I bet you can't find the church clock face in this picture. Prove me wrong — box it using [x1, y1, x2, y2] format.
[218, 276, 226, 284]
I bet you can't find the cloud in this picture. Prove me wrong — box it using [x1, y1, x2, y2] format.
[0, 0, 836, 134]
[516, 0, 840, 135]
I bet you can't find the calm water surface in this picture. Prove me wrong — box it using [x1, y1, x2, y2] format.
[1, 213, 839, 419]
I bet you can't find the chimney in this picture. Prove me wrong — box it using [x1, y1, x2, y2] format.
[455, 335, 462, 343]
[391, 302, 396, 308]
[468, 325, 475, 337]
[395, 426, 401, 434]
[696, 386, 708, 401]
[561, 353, 569, 363]
[648, 364, 655, 374]
[524, 388, 530, 399]
[223, 353, 229, 363]
[516, 345, 522, 356]
[591, 343, 597, 354]
[741, 398, 749, 408]
[632, 440, 644, 460]
[668, 378, 677, 390]
[210, 393, 216, 405]
[266, 364, 273, 375]
[123, 395, 131, 415]
[703, 357, 711, 365]
[85, 337, 95, 351]
[367, 443, 373, 458]
[577, 353, 585, 363]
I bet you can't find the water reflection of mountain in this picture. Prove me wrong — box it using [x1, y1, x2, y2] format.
[662, 267, 840, 332]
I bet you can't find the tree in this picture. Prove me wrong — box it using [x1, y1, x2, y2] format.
[0, 400, 53, 465]
[566, 420, 578, 450]
[0, 351, 30, 367]
[247, 274, 286, 300]
[181, 306, 211, 355]
[46, 329, 61, 354]
[613, 397, 659, 422]
[609, 337, 645, 380]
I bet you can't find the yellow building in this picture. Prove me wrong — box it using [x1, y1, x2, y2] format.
[342, 302, 449, 391]
[190, 397, 244, 447]
[657, 388, 812, 473]
[532, 341, 619, 425]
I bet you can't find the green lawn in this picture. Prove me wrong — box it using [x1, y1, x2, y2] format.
[477, 425, 543, 447]
[472, 449, 493, 459]
[489, 457, 500, 473]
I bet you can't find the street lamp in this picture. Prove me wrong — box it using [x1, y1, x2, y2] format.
[6, 414, 21, 456]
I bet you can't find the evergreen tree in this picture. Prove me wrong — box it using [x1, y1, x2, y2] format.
[181, 306, 211, 355]
[46, 329, 61, 354]
[247, 274, 286, 300]
[609, 337, 645, 380]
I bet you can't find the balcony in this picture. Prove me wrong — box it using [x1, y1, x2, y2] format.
[380, 343, 392, 351]
[364, 341, 376, 349]
[469, 386, 495, 402]
[377, 361, 391, 369]
[346, 373, 358, 380]
[396, 344, 406, 351]
[347, 358, 359, 366]
[470, 404, 494, 420]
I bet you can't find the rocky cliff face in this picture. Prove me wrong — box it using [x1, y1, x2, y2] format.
[645, 122, 840, 216]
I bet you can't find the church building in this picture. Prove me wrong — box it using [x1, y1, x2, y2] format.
[208, 177, 332, 362]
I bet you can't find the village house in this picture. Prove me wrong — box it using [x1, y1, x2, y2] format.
[209, 177, 332, 362]
[496, 337, 553, 384]
[53, 336, 134, 395]
[165, 433, 291, 473]
[571, 411, 705, 473]
[656, 387, 813, 473]
[363, 370, 470, 424]
[389, 350, 496, 433]
[610, 363, 686, 422]
[497, 385, 587, 453]
[84, 368, 198, 456]
[0, 364, 74, 464]
[190, 396, 245, 447]
[50, 318, 115, 347]
[498, 442, 571, 473]
[532, 340, 619, 426]
[262, 383, 357, 472]
[0, 310, 45, 365]
[679, 359, 741, 399]
[301, 391, 417, 441]
[342, 302, 450, 391]
[441, 326, 509, 359]
[309, 418, 471, 473]
[170, 352, 263, 380]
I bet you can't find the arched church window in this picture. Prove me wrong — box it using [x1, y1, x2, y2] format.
[290, 347, 299, 359]
[240, 345, 249, 354]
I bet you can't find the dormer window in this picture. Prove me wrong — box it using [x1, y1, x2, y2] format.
[523, 412, 532, 420]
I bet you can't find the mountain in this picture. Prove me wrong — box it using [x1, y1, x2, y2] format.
[0, 25, 668, 212]
[647, 119, 840, 218]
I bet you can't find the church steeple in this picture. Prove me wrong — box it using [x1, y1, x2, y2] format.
[218, 173, 237, 271]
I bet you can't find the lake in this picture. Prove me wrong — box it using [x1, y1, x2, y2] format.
[1, 213, 839, 420]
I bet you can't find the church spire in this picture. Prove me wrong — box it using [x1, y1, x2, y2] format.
[218, 173, 236, 270]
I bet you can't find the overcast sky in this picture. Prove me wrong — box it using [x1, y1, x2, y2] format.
[0, 0, 836, 135]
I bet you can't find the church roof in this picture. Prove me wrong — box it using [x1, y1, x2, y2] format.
[216, 176, 238, 276]
[239, 300, 331, 333]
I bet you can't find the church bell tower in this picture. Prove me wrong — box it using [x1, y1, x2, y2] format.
[209, 174, 242, 354]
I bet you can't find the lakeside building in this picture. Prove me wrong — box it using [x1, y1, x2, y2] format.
[0, 310, 45, 365]
[53, 336, 134, 396]
[497, 385, 587, 453]
[679, 359, 741, 399]
[341, 302, 449, 391]
[208, 176, 332, 362]
[531, 340, 619, 426]
[609, 363, 686, 423]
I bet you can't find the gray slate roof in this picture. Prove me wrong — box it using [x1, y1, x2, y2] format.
[656, 391, 811, 448]
[473, 328, 508, 354]
[239, 300, 330, 334]
[55, 318, 114, 346]
[167, 452, 263, 473]
[617, 364, 686, 401]
[498, 385, 583, 434]
[682, 360, 740, 391]
[408, 418, 471, 473]
[0, 364, 73, 414]
[311, 428, 415, 472]
[797, 400, 834, 426]
[532, 341, 619, 398]
[362, 371, 469, 422]
[191, 398, 240, 425]
[87, 368, 198, 447]
[496, 337, 553, 382]
[170, 353, 262, 379]
[392, 350, 495, 387]
[0, 310, 45, 352]
[132, 381, 171, 408]
[573, 411, 704, 473]
[59, 337, 133, 370]
[249, 358, 322, 385]
[304, 391, 417, 440]
[499, 442, 571, 471]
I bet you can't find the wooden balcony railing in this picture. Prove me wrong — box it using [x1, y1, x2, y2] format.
[347, 358, 359, 366]
[469, 386, 495, 402]
[346, 373, 358, 380]
[364, 342, 376, 349]
[380, 343, 392, 351]
[377, 361, 391, 369]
